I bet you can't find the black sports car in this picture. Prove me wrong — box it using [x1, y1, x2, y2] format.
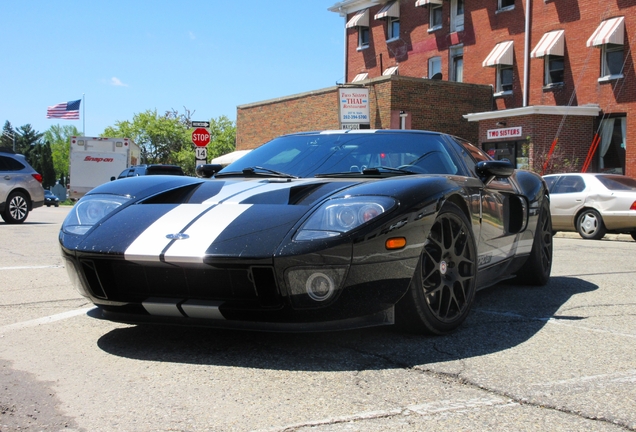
[59, 130, 553, 334]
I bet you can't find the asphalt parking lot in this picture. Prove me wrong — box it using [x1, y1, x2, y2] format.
[1, 206, 635, 431]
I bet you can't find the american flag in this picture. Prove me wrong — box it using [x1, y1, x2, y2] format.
[46, 99, 81, 120]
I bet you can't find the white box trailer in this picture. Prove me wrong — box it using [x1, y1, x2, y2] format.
[68, 136, 140, 200]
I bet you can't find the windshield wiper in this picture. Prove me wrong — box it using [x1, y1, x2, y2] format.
[241, 166, 297, 178]
[214, 166, 297, 178]
[315, 167, 415, 178]
[362, 167, 415, 175]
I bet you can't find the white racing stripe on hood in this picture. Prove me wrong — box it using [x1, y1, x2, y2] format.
[125, 204, 212, 262]
[124, 178, 320, 263]
[203, 178, 318, 204]
[163, 204, 251, 264]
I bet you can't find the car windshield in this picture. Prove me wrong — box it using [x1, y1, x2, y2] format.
[596, 175, 636, 191]
[218, 132, 460, 178]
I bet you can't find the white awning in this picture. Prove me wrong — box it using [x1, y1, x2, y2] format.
[587, 16, 625, 47]
[531, 30, 565, 58]
[374, 1, 399, 20]
[211, 150, 251, 166]
[351, 72, 369, 82]
[346, 9, 369, 28]
[383, 66, 399, 76]
[415, 0, 443, 6]
[482, 41, 514, 67]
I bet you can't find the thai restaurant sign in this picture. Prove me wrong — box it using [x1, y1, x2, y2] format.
[487, 127, 523, 140]
[338, 87, 370, 127]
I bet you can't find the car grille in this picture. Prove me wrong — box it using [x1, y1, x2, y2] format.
[78, 259, 281, 308]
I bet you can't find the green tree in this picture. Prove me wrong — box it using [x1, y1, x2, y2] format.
[207, 115, 236, 160]
[15, 124, 44, 161]
[43, 124, 80, 185]
[103, 109, 192, 168]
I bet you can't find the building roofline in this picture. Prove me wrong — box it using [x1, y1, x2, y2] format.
[328, 0, 384, 16]
[463, 105, 601, 121]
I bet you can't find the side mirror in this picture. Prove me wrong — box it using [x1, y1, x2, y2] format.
[110, 176, 116, 181]
[196, 164, 224, 178]
[476, 160, 514, 183]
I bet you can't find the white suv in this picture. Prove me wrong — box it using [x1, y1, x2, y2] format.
[0, 150, 45, 223]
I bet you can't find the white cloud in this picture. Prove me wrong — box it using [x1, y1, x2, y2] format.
[110, 77, 128, 87]
[189, 31, 196, 40]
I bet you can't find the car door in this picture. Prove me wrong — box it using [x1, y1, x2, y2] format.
[0, 155, 22, 206]
[547, 175, 586, 230]
[449, 138, 519, 268]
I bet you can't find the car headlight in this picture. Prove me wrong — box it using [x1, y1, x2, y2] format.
[295, 196, 396, 241]
[62, 194, 130, 235]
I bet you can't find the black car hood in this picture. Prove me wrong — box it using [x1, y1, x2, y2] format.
[71, 178, 360, 263]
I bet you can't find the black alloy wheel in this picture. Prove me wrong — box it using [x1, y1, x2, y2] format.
[396, 202, 477, 335]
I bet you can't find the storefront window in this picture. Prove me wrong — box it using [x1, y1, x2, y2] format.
[482, 140, 528, 170]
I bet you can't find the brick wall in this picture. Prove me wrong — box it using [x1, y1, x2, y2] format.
[236, 75, 494, 150]
[339, 0, 636, 176]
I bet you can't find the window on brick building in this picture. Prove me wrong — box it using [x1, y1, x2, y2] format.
[497, 65, 513, 93]
[545, 56, 564, 86]
[374, 1, 400, 42]
[450, 45, 463, 82]
[483, 41, 513, 93]
[428, 56, 441, 79]
[498, 0, 515, 10]
[387, 16, 400, 40]
[450, 0, 464, 32]
[429, 4, 442, 30]
[586, 17, 625, 81]
[601, 44, 624, 78]
[598, 117, 626, 174]
[358, 26, 370, 49]
[530, 30, 565, 87]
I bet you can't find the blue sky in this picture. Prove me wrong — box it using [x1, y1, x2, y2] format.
[0, 1, 345, 137]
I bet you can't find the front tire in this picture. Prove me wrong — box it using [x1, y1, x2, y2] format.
[396, 203, 477, 335]
[514, 197, 552, 286]
[2, 191, 29, 224]
[576, 209, 606, 240]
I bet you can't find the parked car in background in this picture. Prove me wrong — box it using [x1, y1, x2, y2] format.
[60, 130, 553, 335]
[0, 149, 45, 223]
[113, 164, 185, 180]
[543, 173, 636, 240]
[44, 190, 60, 207]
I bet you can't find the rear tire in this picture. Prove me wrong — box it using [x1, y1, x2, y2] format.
[396, 203, 477, 335]
[514, 198, 552, 286]
[2, 191, 29, 224]
[576, 209, 606, 240]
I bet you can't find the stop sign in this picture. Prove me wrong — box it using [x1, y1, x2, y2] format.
[192, 128, 211, 147]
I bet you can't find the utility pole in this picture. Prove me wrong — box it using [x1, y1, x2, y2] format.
[2, 131, 15, 152]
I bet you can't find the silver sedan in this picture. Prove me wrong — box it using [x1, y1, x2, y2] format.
[543, 173, 636, 240]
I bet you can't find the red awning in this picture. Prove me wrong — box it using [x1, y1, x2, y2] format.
[531, 30, 565, 58]
[587, 17, 625, 47]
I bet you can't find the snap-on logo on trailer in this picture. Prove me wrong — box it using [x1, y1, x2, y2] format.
[83, 156, 114, 162]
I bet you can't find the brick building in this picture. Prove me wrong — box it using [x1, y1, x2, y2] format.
[236, 76, 493, 150]
[327, 0, 635, 176]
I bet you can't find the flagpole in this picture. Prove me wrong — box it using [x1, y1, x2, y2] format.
[82, 94, 85, 136]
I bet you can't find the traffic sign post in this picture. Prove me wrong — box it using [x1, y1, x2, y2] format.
[192, 127, 211, 147]
[195, 147, 207, 167]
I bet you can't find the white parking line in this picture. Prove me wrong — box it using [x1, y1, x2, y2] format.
[0, 265, 64, 271]
[474, 308, 636, 339]
[254, 397, 515, 432]
[0, 307, 93, 333]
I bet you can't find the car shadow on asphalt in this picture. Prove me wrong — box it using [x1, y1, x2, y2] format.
[95, 276, 597, 371]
